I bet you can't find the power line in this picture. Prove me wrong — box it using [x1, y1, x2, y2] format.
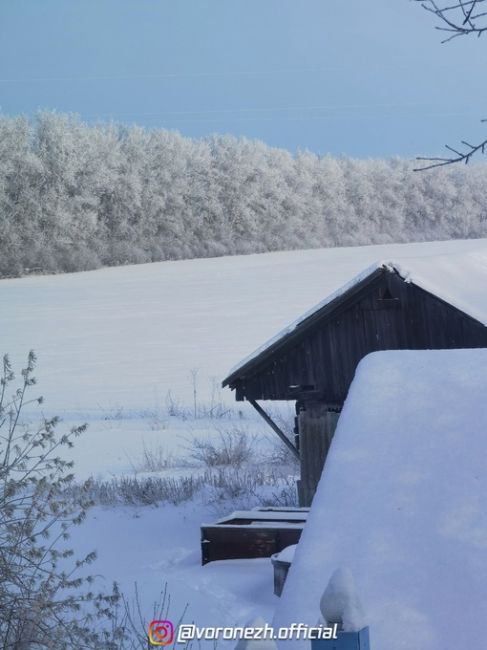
[80, 103, 480, 124]
[0, 62, 457, 84]
[88, 102, 429, 119]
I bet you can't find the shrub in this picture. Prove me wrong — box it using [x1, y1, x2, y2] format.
[0, 352, 122, 649]
[200, 467, 299, 512]
[74, 474, 205, 506]
[66, 466, 298, 511]
[131, 439, 175, 473]
[188, 428, 256, 468]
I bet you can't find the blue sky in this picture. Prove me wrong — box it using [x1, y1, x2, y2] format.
[1, 0, 487, 158]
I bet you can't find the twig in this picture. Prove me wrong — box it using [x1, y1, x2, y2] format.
[414, 136, 487, 170]
[414, 0, 487, 40]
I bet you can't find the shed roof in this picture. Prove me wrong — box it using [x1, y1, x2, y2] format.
[223, 248, 487, 387]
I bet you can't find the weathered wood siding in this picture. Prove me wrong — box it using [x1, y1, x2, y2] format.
[297, 404, 339, 507]
[233, 269, 487, 403]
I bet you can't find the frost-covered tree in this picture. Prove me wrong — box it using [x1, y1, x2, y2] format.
[0, 116, 43, 276]
[1, 111, 487, 277]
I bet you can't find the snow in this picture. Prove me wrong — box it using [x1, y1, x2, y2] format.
[255, 507, 310, 512]
[228, 246, 487, 379]
[272, 544, 297, 564]
[204, 523, 304, 530]
[319, 568, 366, 632]
[246, 522, 303, 529]
[226, 262, 382, 378]
[274, 349, 487, 650]
[2, 238, 487, 646]
[73, 502, 278, 646]
[234, 617, 278, 650]
[387, 249, 487, 326]
[0, 237, 486, 415]
[212, 511, 308, 523]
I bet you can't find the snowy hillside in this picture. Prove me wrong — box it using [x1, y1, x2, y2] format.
[275, 349, 487, 650]
[2, 236, 487, 480]
[3, 238, 487, 646]
[2, 236, 487, 416]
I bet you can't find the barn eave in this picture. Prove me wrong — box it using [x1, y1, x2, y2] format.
[222, 265, 386, 390]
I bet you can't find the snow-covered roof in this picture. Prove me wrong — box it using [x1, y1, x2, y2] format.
[224, 248, 487, 381]
[274, 348, 487, 650]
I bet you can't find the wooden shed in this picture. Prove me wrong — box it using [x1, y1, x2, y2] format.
[222, 260, 487, 506]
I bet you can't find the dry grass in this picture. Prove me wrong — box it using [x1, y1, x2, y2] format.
[69, 465, 298, 510]
[186, 427, 257, 468]
[130, 440, 176, 473]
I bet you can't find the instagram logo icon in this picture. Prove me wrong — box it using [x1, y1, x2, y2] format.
[149, 620, 174, 646]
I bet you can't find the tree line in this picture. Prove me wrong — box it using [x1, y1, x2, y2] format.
[1, 111, 486, 277]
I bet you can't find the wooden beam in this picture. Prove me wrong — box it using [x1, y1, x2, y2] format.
[248, 398, 299, 459]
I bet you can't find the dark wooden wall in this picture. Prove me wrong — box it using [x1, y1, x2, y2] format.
[234, 270, 487, 404]
[297, 403, 339, 506]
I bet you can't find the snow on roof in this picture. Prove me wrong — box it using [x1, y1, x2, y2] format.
[274, 348, 487, 650]
[226, 261, 382, 377]
[388, 249, 487, 326]
[226, 248, 487, 379]
[211, 510, 308, 524]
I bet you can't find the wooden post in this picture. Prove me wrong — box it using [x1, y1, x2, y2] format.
[297, 402, 339, 507]
[311, 627, 370, 649]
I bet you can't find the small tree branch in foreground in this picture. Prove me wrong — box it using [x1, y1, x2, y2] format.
[415, 0, 487, 42]
[414, 133, 487, 170]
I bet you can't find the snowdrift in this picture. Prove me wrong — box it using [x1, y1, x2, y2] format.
[275, 349, 487, 650]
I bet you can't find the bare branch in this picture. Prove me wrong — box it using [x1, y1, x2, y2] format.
[414, 136, 487, 170]
[415, 0, 487, 39]
[413, 1, 487, 169]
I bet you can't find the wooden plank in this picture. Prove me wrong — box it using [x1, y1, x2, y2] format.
[201, 523, 304, 565]
[248, 398, 299, 459]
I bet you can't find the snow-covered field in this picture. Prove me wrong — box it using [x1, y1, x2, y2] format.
[2, 237, 487, 645]
[3, 236, 486, 415]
